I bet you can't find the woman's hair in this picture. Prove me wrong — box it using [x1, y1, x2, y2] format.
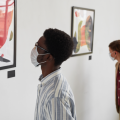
[43, 28, 73, 66]
[109, 40, 120, 53]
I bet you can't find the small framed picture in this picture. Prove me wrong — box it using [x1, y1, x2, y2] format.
[0, 0, 17, 70]
[71, 6, 95, 56]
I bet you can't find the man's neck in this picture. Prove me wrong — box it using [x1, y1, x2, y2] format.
[41, 65, 60, 78]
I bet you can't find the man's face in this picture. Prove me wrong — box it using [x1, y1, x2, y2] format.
[37, 36, 48, 54]
[36, 36, 48, 64]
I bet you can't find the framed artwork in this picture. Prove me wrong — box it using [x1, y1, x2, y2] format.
[71, 6, 95, 56]
[0, 0, 17, 70]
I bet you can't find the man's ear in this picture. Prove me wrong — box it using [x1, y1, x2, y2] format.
[46, 54, 54, 61]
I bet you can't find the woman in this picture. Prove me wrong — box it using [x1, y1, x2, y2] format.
[109, 40, 120, 118]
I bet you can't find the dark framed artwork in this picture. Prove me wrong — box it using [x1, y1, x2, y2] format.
[0, 0, 17, 70]
[71, 6, 95, 57]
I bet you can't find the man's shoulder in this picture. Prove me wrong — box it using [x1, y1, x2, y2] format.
[45, 77, 75, 106]
[54, 76, 73, 98]
[44, 74, 63, 99]
[46, 74, 73, 101]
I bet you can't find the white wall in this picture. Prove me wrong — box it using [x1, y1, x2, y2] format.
[0, 0, 120, 120]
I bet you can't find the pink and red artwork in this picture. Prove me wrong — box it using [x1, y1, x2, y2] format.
[0, 0, 16, 70]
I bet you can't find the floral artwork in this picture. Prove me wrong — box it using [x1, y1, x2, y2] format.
[0, 0, 16, 70]
[71, 7, 95, 56]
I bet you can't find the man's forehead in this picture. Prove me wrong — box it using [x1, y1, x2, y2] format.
[38, 36, 47, 50]
[38, 36, 45, 45]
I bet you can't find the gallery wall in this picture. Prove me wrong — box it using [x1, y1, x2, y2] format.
[0, 0, 120, 120]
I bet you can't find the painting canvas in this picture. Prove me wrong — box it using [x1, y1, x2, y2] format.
[71, 7, 95, 56]
[0, 0, 16, 70]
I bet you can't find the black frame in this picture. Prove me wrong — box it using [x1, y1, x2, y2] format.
[0, 0, 17, 70]
[71, 6, 95, 57]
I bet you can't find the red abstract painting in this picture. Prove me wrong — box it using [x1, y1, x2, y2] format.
[0, 0, 16, 70]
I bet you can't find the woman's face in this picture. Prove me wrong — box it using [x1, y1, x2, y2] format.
[109, 47, 116, 60]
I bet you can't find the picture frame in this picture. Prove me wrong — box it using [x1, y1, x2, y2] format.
[0, 0, 17, 70]
[71, 6, 95, 57]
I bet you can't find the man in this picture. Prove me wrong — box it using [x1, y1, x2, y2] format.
[31, 28, 77, 120]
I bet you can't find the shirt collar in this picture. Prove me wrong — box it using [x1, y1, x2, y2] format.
[38, 67, 61, 86]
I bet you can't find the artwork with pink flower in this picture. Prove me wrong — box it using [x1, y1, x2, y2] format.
[71, 6, 95, 56]
[0, 0, 16, 70]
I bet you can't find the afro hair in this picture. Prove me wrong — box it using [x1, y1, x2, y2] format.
[43, 28, 73, 66]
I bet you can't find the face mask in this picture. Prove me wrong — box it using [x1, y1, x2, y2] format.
[109, 52, 115, 61]
[31, 46, 50, 67]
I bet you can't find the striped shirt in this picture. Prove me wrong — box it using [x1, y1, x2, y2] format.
[34, 68, 77, 120]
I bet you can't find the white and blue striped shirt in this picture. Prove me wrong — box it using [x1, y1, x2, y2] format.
[34, 68, 76, 120]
